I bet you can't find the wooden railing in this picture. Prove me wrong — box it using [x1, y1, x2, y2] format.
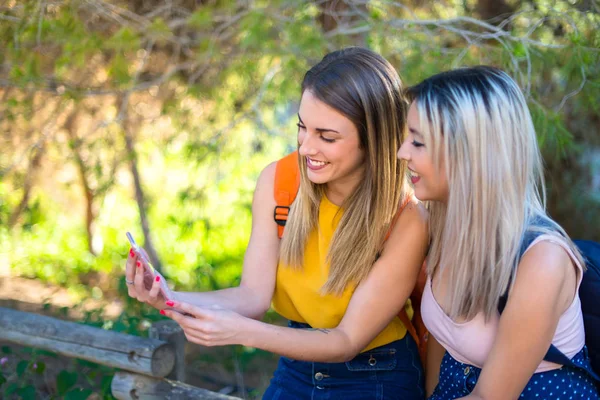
[0, 307, 239, 399]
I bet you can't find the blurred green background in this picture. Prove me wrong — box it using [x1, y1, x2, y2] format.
[0, 0, 598, 398]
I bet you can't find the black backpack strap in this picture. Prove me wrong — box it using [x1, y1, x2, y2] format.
[544, 344, 600, 381]
[498, 217, 600, 382]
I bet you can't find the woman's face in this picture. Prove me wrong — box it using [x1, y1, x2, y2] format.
[397, 102, 449, 203]
[297, 90, 365, 195]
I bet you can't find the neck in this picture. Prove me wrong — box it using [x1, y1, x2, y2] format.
[325, 178, 361, 206]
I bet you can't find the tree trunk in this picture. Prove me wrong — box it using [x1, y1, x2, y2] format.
[316, 0, 369, 45]
[8, 137, 44, 228]
[121, 97, 164, 274]
[64, 111, 97, 255]
[476, 0, 517, 27]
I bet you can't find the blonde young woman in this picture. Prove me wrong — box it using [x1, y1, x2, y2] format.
[125, 47, 429, 399]
[398, 66, 599, 400]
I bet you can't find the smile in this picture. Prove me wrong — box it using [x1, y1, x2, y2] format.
[307, 158, 329, 170]
[408, 168, 421, 184]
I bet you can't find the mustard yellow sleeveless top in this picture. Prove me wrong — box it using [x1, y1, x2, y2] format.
[272, 195, 409, 352]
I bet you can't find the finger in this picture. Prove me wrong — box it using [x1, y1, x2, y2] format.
[160, 308, 183, 323]
[134, 259, 147, 300]
[160, 309, 200, 330]
[165, 301, 210, 319]
[182, 331, 212, 347]
[125, 248, 138, 286]
[147, 275, 162, 302]
[137, 247, 156, 274]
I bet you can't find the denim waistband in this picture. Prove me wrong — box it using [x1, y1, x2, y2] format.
[288, 320, 313, 329]
[273, 320, 423, 395]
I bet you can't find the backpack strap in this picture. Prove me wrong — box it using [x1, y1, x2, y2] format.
[273, 160, 429, 365]
[498, 218, 600, 382]
[274, 151, 300, 239]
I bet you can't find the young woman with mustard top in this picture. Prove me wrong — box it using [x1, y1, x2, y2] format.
[124, 47, 429, 399]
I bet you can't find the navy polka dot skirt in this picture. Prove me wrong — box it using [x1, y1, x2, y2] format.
[428, 347, 599, 399]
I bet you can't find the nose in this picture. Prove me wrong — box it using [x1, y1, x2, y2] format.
[397, 138, 411, 161]
[298, 131, 317, 157]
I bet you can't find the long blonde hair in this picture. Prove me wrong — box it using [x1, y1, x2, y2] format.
[407, 66, 584, 320]
[279, 47, 411, 295]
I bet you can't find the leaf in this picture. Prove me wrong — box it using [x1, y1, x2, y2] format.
[16, 360, 29, 377]
[65, 388, 93, 400]
[0, 371, 6, 386]
[100, 374, 113, 395]
[107, 27, 140, 52]
[5, 382, 18, 395]
[148, 17, 172, 40]
[1, 346, 12, 354]
[17, 385, 37, 399]
[32, 361, 46, 374]
[112, 320, 127, 332]
[108, 53, 130, 85]
[187, 9, 213, 29]
[56, 370, 78, 395]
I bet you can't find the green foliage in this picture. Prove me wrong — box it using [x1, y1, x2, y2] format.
[0, 0, 599, 397]
[56, 370, 79, 395]
[187, 9, 213, 29]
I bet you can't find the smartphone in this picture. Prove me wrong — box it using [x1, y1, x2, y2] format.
[126, 231, 164, 294]
[125, 232, 193, 317]
[126, 232, 155, 275]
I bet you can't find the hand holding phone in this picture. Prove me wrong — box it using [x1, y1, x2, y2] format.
[126, 232, 172, 301]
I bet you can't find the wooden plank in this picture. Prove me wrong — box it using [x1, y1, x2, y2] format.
[149, 320, 186, 382]
[112, 372, 241, 400]
[0, 307, 174, 377]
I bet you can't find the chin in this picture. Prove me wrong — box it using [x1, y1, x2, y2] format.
[306, 172, 330, 185]
[413, 189, 432, 202]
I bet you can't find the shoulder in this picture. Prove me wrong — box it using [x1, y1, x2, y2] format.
[256, 161, 277, 191]
[252, 161, 277, 209]
[517, 239, 572, 285]
[386, 197, 429, 248]
[395, 197, 428, 233]
[512, 238, 576, 312]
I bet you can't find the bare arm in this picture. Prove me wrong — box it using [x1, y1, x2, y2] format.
[461, 241, 577, 400]
[426, 334, 445, 396]
[164, 201, 430, 362]
[127, 162, 281, 320]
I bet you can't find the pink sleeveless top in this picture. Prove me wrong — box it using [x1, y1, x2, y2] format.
[421, 235, 586, 372]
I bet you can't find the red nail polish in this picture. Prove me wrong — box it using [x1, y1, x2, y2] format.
[166, 301, 174, 307]
[155, 276, 160, 282]
[160, 310, 166, 315]
[129, 248, 135, 257]
[136, 261, 141, 267]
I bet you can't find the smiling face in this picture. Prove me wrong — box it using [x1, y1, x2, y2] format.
[397, 102, 449, 203]
[297, 90, 366, 201]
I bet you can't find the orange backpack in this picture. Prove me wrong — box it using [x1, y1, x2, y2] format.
[273, 151, 429, 368]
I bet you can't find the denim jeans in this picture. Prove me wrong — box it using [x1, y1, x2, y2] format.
[262, 321, 424, 400]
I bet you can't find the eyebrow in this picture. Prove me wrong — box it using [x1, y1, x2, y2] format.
[297, 114, 341, 134]
[408, 127, 423, 137]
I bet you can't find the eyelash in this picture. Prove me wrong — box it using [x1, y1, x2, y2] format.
[411, 140, 425, 148]
[297, 124, 336, 143]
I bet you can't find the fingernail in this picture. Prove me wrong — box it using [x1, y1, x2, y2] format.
[166, 300, 174, 307]
[129, 248, 134, 257]
[160, 310, 166, 315]
[136, 261, 141, 267]
[155, 276, 160, 282]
